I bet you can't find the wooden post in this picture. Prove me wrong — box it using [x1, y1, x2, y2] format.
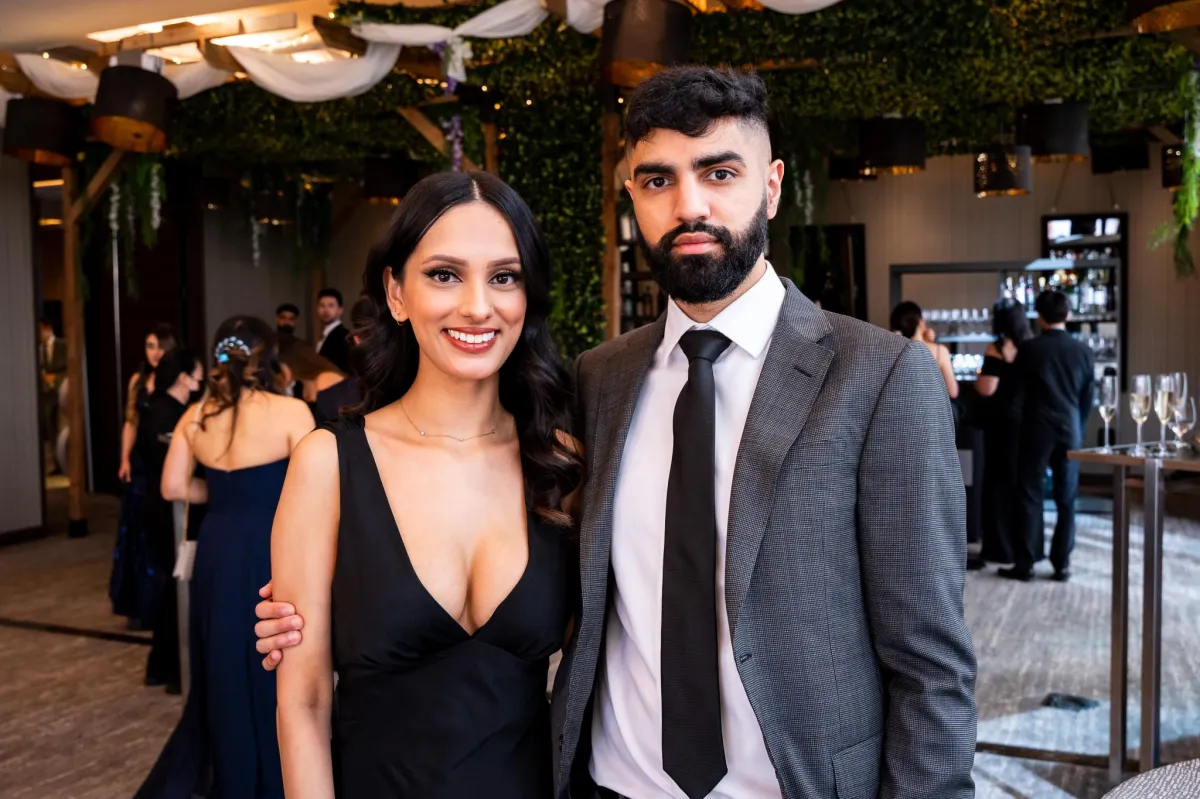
[482, 122, 499, 175]
[601, 111, 622, 340]
[60, 167, 88, 536]
[60, 149, 128, 537]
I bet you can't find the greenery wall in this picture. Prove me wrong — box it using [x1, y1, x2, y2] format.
[166, 0, 1196, 354]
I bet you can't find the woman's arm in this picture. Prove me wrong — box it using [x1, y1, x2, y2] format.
[119, 376, 141, 481]
[273, 430, 340, 799]
[161, 407, 199, 502]
[975, 343, 1002, 398]
[935, 344, 959, 400]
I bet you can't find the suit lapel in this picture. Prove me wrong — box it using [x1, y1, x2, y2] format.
[579, 317, 665, 616]
[726, 283, 834, 636]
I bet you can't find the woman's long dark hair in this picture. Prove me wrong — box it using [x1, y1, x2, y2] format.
[992, 298, 1033, 347]
[351, 171, 583, 528]
[201, 316, 281, 446]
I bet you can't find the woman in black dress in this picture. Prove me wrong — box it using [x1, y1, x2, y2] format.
[975, 298, 1033, 567]
[111, 324, 176, 626]
[270, 172, 582, 798]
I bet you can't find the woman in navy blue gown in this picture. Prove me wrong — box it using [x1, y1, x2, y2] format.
[135, 316, 314, 799]
[111, 324, 175, 627]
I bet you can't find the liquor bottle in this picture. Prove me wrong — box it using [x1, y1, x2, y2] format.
[1003, 276, 1015, 300]
[1025, 276, 1036, 308]
[1094, 269, 1109, 312]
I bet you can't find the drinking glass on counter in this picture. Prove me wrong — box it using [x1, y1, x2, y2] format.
[1098, 375, 1117, 453]
[1130, 374, 1152, 455]
[1153, 373, 1177, 455]
[1172, 396, 1196, 452]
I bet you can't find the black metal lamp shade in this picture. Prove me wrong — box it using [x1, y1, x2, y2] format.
[828, 155, 877, 182]
[1089, 133, 1150, 175]
[600, 0, 692, 88]
[2, 97, 83, 167]
[364, 157, 422, 205]
[1163, 144, 1184, 190]
[91, 66, 178, 153]
[1016, 102, 1090, 163]
[253, 189, 296, 225]
[859, 117, 926, 175]
[974, 144, 1032, 197]
[1129, 0, 1200, 32]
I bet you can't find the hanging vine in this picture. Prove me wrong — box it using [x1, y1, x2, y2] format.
[104, 154, 166, 297]
[1151, 69, 1200, 277]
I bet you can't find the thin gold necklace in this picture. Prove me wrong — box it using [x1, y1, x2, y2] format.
[399, 398, 499, 443]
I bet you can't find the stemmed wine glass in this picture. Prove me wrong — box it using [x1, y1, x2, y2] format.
[1172, 372, 1189, 451]
[1098, 375, 1117, 453]
[1172, 396, 1196, 454]
[1153, 374, 1177, 455]
[1130, 374, 1152, 455]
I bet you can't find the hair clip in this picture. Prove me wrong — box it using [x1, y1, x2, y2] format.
[214, 336, 251, 364]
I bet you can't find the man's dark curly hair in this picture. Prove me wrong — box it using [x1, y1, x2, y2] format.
[624, 65, 770, 151]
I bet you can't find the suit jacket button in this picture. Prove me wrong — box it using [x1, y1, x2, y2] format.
[738, 652, 753, 664]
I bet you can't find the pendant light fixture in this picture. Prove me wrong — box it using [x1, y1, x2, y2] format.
[828, 155, 877, 182]
[1129, 0, 1200, 33]
[1016, 101, 1090, 163]
[1089, 132, 1150, 175]
[600, 0, 691, 88]
[859, 116, 926, 175]
[974, 144, 1032, 198]
[91, 55, 178, 153]
[2, 97, 83, 167]
[1163, 144, 1184, 190]
[363, 157, 422, 206]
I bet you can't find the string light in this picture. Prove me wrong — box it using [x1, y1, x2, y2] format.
[618, 97, 624, 104]
[328, 11, 335, 18]
[493, 102, 501, 110]
[499, 132, 507, 139]
[79, 63, 88, 70]
[42, 52, 49, 59]
[525, 99, 532, 106]
[482, 85, 488, 92]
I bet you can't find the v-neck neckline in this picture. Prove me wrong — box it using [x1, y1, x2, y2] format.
[357, 417, 533, 640]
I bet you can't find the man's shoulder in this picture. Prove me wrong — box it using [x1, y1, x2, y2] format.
[576, 321, 661, 379]
[818, 311, 911, 370]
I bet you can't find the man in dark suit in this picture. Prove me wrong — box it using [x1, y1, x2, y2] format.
[1001, 290, 1095, 583]
[38, 318, 67, 469]
[312, 297, 372, 423]
[315, 288, 350, 373]
[252, 67, 977, 799]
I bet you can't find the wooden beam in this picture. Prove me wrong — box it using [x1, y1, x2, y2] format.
[0, 52, 34, 94]
[482, 122, 499, 175]
[313, 16, 367, 57]
[60, 166, 88, 535]
[540, 0, 570, 19]
[201, 41, 243, 73]
[97, 13, 298, 56]
[601, 111, 622, 340]
[69, 149, 128, 224]
[397, 107, 481, 171]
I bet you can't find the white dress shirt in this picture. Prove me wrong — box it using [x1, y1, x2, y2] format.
[317, 319, 342, 352]
[590, 264, 787, 799]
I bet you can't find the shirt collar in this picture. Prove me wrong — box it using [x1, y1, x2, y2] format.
[658, 262, 785, 363]
[322, 319, 341, 337]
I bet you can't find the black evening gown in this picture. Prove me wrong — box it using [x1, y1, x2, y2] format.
[327, 415, 569, 798]
[135, 459, 289, 799]
[112, 383, 153, 622]
[980, 354, 1023, 564]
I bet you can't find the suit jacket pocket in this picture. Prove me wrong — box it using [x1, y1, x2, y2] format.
[832, 732, 883, 799]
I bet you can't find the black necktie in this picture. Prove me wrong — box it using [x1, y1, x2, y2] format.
[662, 328, 731, 799]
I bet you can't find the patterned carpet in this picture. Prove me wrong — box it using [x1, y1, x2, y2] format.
[0, 493, 1197, 798]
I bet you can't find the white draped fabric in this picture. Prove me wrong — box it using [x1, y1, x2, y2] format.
[0, 0, 846, 123]
[224, 42, 400, 103]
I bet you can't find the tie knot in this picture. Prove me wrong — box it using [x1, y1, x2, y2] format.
[679, 329, 731, 364]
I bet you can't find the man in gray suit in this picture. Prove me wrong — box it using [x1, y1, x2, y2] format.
[253, 66, 976, 799]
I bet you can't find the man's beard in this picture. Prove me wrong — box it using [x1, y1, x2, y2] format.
[639, 196, 769, 305]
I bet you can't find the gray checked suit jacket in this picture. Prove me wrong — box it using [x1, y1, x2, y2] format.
[550, 281, 977, 799]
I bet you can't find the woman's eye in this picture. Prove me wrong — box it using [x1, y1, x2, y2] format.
[430, 269, 457, 284]
[493, 271, 521, 286]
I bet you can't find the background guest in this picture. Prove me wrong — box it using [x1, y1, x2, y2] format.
[136, 347, 204, 694]
[37, 318, 67, 472]
[891, 300, 959, 399]
[276, 303, 301, 342]
[312, 296, 372, 423]
[278, 337, 345, 404]
[1002, 290, 1095, 583]
[315, 288, 350, 372]
[111, 324, 176, 628]
[973, 299, 1032, 570]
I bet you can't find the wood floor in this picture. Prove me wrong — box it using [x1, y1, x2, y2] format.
[1, 490, 1198, 798]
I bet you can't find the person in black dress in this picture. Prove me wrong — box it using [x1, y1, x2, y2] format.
[973, 299, 1032, 569]
[112, 324, 176, 627]
[136, 348, 204, 693]
[135, 317, 314, 799]
[268, 172, 581, 798]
